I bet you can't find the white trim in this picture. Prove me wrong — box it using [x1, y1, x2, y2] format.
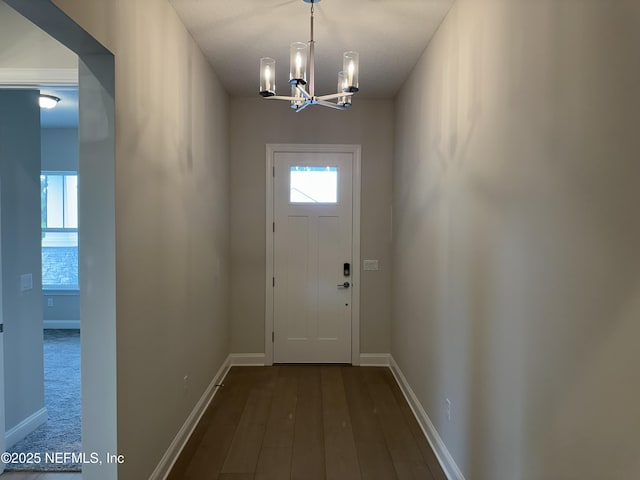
[43, 290, 80, 296]
[389, 357, 466, 480]
[351, 146, 361, 366]
[44, 320, 80, 329]
[149, 356, 231, 480]
[0, 68, 78, 87]
[265, 151, 275, 365]
[5, 407, 48, 449]
[359, 353, 391, 366]
[265, 144, 362, 366]
[229, 353, 266, 366]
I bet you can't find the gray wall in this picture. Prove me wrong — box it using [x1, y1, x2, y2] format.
[43, 292, 78, 325]
[229, 98, 393, 354]
[0, 90, 45, 433]
[48, 1, 231, 479]
[42, 128, 80, 325]
[392, 0, 640, 478]
[41, 128, 78, 171]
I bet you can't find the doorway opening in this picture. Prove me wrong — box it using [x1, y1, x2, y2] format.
[0, 0, 116, 478]
[1, 84, 82, 472]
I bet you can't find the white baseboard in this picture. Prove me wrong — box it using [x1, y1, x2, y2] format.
[389, 356, 466, 480]
[230, 353, 388, 367]
[359, 353, 391, 366]
[44, 320, 80, 329]
[149, 355, 231, 480]
[5, 407, 48, 449]
[229, 353, 266, 366]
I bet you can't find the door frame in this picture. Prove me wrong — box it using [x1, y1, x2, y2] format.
[265, 144, 361, 366]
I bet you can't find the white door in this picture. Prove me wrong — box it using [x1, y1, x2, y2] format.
[273, 151, 353, 363]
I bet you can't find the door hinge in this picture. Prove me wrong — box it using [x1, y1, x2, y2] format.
[272, 331, 275, 343]
[273, 222, 275, 233]
[272, 166, 275, 177]
[272, 277, 275, 287]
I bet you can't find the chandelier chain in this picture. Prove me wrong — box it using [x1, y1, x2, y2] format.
[310, 1, 315, 43]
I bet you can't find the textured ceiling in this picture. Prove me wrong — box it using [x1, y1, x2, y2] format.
[169, 0, 454, 98]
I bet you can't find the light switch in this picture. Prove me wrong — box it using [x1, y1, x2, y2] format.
[363, 260, 379, 271]
[20, 273, 33, 292]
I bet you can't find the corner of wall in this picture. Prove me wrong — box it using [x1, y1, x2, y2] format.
[389, 356, 465, 480]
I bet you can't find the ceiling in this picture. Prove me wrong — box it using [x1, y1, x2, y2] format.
[0, 1, 78, 128]
[169, 0, 455, 99]
[0, 1, 76, 72]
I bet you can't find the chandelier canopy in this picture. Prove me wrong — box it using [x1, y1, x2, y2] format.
[259, 0, 360, 112]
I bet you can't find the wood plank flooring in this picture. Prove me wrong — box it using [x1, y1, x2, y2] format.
[168, 366, 446, 480]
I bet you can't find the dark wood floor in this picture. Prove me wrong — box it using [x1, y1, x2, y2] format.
[168, 366, 446, 480]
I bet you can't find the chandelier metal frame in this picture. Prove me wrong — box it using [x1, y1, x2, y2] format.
[259, 0, 359, 112]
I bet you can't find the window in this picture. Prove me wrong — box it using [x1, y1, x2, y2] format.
[41, 172, 78, 290]
[290, 166, 338, 203]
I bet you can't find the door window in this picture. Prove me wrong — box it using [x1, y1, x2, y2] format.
[289, 166, 338, 204]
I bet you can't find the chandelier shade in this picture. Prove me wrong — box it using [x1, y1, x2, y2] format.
[289, 42, 308, 86]
[258, 0, 359, 112]
[343, 52, 360, 93]
[337, 72, 351, 108]
[259, 57, 276, 97]
[291, 85, 305, 109]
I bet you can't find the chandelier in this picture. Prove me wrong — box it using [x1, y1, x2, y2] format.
[259, 0, 359, 112]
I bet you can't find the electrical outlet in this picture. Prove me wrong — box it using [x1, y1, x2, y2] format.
[47, 298, 54, 307]
[20, 273, 33, 292]
[445, 398, 452, 421]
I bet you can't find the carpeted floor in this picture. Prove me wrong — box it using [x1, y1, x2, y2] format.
[5, 329, 82, 472]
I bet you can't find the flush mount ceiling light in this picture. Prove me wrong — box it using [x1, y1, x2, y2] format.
[39, 94, 61, 109]
[259, 0, 359, 112]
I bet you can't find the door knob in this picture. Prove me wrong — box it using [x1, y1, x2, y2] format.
[337, 281, 350, 289]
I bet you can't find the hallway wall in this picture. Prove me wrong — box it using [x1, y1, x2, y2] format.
[41, 128, 78, 171]
[46, 1, 231, 479]
[0, 89, 44, 440]
[229, 98, 393, 356]
[392, 0, 640, 478]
